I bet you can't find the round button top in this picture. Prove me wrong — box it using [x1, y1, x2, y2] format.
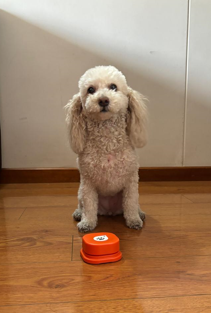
[82, 232, 120, 256]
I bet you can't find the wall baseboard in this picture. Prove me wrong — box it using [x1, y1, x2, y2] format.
[0, 167, 211, 184]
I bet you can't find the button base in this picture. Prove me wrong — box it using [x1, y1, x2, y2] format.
[80, 249, 122, 265]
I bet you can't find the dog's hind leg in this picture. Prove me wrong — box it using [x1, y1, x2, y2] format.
[138, 207, 146, 221]
[72, 202, 83, 221]
[123, 173, 143, 230]
[72, 183, 83, 221]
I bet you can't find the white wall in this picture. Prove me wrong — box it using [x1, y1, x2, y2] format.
[184, 0, 211, 166]
[0, 0, 210, 168]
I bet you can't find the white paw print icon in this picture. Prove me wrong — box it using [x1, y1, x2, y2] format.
[93, 235, 108, 242]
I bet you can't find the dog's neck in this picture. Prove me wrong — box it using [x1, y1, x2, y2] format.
[86, 113, 129, 153]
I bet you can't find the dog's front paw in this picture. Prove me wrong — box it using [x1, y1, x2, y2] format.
[77, 220, 97, 233]
[72, 208, 82, 221]
[126, 218, 143, 230]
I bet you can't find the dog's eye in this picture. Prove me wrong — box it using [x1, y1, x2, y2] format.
[109, 84, 117, 91]
[87, 86, 95, 94]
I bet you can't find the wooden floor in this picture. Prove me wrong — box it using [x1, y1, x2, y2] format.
[0, 182, 211, 312]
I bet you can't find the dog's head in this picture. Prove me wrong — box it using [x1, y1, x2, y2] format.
[65, 66, 147, 154]
[79, 66, 128, 121]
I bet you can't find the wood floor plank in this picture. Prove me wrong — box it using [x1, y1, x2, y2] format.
[0, 256, 211, 305]
[0, 232, 72, 263]
[73, 230, 211, 261]
[0, 183, 79, 197]
[0, 194, 191, 210]
[142, 202, 211, 216]
[0, 183, 79, 190]
[0, 208, 25, 221]
[144, 214, 211, 232]
[1, 295, 211, 313]
[1, 181, 211, 196]
[140, 194, 192, 204]
[139, 181, 211, 194]
[0, 196, 78, 209]
[183, 193, 211, 203]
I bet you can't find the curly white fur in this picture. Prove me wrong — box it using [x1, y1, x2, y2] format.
[65, 66, 147, 232]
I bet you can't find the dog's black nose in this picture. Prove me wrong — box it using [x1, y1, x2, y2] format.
[98, 97, 109, 107]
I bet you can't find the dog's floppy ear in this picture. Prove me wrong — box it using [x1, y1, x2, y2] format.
[65, 93, 86, 154]
[127, 87, 147, 148]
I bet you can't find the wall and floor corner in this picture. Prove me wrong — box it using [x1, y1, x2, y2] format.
[0, 0, 210, 182]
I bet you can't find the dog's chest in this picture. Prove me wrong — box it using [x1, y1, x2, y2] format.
[79, 146, 138, 191]
[78, 117, 138, 193]
[99, 152, 127, 171]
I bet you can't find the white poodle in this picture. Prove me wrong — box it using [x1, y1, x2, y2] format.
[65, 66, 147, 232]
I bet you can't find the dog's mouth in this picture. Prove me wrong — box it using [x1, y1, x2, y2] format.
[101, 108, 109, 113]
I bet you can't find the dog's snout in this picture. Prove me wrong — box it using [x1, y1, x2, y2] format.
[98, 97, 109, 107]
